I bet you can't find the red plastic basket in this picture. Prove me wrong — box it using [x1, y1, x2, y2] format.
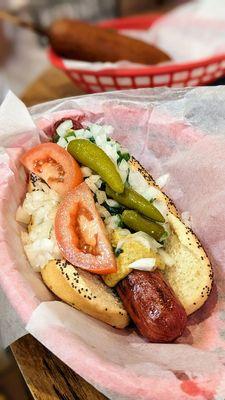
[49, 13, 225, 93]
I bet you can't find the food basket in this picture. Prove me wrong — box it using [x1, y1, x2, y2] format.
[2, 88, 225, 400]
[48, 13, 225, 93]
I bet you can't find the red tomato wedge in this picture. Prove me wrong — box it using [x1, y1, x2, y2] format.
[55, 182, 117, 274]
[20, 143, 83, 197]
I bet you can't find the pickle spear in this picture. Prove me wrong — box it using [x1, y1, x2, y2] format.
[122, 210, 165, 242]
[67, 139, 124, 193]
[106, 185, 165, 223]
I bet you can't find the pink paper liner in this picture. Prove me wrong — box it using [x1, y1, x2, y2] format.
[31, 323, 223, 400]
[1, 100, 225, 399]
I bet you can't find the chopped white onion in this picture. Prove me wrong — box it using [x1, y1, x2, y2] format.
[131, 232, 162, 251]
[29, 220, 53, 242]
[66, 135, 76, 143]
[156, 173, 170, 188]
[128, 169, 161, 201]
[88, 123, 103, 136]
[81, 166, 92, 178]
[128, 258, 156, 271]
[32, 202, 56, 225]
[23, 191, 46, 214]
[56, 120, 73, 137]
[75, 129, 93, 140]
[91, 174, 101, 184]
[24, 238, 61, 271]
[116, 229, 130, 238]
[21, 180, 61, 271]
[57, 137, 67, 148]
[128, 169, 145, 192]
[105, 198, 120, 208]
[16, 206, 30, 224]
[95, 204, 111, 219]
[145, 186, 161, 202]
[102, 143, 119, 165]
[96, 190, 107, 205]
[73, 128, 85, 137]
[118, 159, 129, 183]
[85, 175, 101, 193]
[85, 179, 98, 193]
[23, 190, 59, 216]
[95, 178, 103, 189]
[83, 130, 94, 139]
[153, 199, 169, 220]
[95, 134, 108, 147]
[105, 215, 121, 232]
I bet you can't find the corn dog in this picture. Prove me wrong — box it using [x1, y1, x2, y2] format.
[48, 18, 171, 64]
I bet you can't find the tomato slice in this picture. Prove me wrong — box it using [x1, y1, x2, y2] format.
[20, 143, 83, 197]
[55, 182, 117, 274]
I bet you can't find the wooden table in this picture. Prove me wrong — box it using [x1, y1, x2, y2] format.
[20, 67, 85, 107]
[11, 67, 107, 400]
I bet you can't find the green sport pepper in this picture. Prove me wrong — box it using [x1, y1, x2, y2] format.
[67, 139, 124, 193]
[121, 210, 165, 242]
[106, 185, 165, 223]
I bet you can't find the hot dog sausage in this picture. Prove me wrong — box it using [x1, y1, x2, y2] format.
[117, 270, 187, 342]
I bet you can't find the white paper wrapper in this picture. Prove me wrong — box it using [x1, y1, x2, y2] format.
[146, 0, 225, 62]
[1, 88, 225, 399]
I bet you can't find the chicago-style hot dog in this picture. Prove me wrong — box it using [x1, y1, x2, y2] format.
[17, 118, 213, 342]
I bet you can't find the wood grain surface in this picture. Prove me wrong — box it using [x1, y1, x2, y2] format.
[11, 69, 107, 400]
[21, 67, 85, 107]
[11, 335, 107, 400]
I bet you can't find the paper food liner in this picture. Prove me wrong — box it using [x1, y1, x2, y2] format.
[1, 88, 225, 399]
[60, 0, 225, 71]
[145, 0, 225, 62]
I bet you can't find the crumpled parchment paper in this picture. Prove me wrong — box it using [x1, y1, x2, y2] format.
[1, 88, 225, 399]
[144, 0, 225, 62]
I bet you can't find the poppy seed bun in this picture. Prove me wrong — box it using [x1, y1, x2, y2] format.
[130, 158, 213, 315]
[41, 259, 129, 329]
[27, 174, 129, 328]
[163, 213, 212, 315]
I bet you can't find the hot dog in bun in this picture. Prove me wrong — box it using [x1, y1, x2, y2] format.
[17, 118, 213, 342]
